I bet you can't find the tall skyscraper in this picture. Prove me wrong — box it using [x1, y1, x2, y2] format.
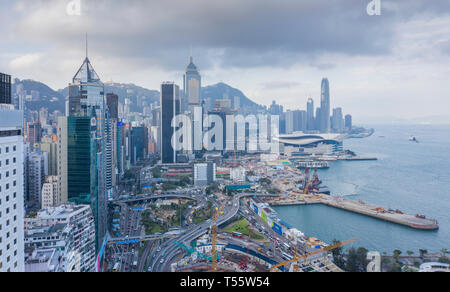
[345, 114, 353, 131]
[26, 121, 42, 146]
[60, 51, 108, 250]
[106, 93, 119, 119]
[161, 82, 180, 164]
[320, 78, 330, 133]
[332, 107, 344, 133]
[306, 98, 315, 131]
[184, 56, 201, 112]
[0, 105, 25, 272]
[0, 73, 12, 104]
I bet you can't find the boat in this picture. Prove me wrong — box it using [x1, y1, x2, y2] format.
[409, 136, 419, 143]
[296, 161, 329, 169]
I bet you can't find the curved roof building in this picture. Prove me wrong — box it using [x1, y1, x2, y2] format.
[276, 132, 344, 148]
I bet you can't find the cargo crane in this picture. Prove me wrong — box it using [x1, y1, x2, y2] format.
[211, 201, 226, 272]
[268, 238, 357, 271]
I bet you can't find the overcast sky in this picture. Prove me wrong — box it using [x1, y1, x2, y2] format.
[1, 0, 450, 123]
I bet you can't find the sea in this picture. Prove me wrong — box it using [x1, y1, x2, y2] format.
[273, 124, 450, 254]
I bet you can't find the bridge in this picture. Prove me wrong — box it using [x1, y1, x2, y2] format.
[107, 231, 181, 245]
[111, 194, 197, 205]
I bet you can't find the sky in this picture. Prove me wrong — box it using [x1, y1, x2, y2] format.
[0, 0, 450, 123]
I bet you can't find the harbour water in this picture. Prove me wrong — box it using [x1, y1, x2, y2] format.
[274, 124, 450, 253]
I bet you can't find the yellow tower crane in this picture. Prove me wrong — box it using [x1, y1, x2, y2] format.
[211, 201, 226, 272]
[269, 238, 357, 271]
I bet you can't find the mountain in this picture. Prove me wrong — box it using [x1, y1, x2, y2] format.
[59, 82, 160, 105]
[12, 78, 263, 115]
[201, 82, 262, 111]
[12, 79, 65, 113]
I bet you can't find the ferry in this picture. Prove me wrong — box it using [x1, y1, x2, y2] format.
[296, 161, 329, 169]
[409, 136, 419, 143]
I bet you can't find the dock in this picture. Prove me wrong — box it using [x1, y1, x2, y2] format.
[267, 195, 439, 230]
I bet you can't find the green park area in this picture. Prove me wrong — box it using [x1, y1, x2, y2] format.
[223, 219, 265, 241]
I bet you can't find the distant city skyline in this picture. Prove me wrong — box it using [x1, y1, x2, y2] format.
[1, 0, 450, 122]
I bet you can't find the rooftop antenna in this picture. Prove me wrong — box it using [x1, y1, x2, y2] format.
[190, 45, 193, 63]
[85, 33, 88, 59]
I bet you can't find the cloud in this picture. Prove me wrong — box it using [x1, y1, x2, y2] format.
[9, 53, 44, 70]
[1, 0, 450, 120]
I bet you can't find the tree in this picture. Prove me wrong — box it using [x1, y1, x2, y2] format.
[406, 250, 414, 256]
[393, 250, 402, 262]
[419, 249, 428, 259]
[440, 248, 449, 257]
[331, 239, 345, 269]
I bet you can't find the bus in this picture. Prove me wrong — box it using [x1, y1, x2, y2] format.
[112, 262, 121, 272]
[232, 232, 244, 239]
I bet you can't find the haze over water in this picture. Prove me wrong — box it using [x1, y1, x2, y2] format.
[274, 124, 450, 254]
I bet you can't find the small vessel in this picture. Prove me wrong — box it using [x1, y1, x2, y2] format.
[409, 136, 419, 143]
[296, 161, 329, 169]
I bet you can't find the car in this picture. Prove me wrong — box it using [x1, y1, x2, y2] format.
[160, 258, 165, 264]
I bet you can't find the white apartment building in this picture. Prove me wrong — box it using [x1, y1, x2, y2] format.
[41, 176, 60, 209]
[0, 105, 25, 272]
[24, 204, 96, 272]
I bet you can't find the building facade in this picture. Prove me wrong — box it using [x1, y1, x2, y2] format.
[160, 82, 180, 164]
[0, 105, 25, 272]
[320, 78, 330, 133]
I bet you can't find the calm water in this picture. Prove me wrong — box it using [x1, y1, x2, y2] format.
[274, 124, 450, 254]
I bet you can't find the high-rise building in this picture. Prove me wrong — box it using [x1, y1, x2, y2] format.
[332, 107, 344, 133]
[160, 82, 180, 164]
[0, 105, 25, 272]
[106, 93, 119, 119]
[194, 162, 216, 187]
[26, 121, 42, 146]
[61, 52, 108, 250]
[0, 72, 12, 104]
[184, 56, 201, 111]
[24, 204, 96, 272]
[345, 114, 353, 131]
[293, 110, 307, 132]
[26, 151, 48, 210]
[320, 78, 330, 133]
[130, 126, 148, 165]
[285, 110, 294, 134]
[39, 137, 58, 176]
[306, 98, 315, 131]
[41, 176, 59, 209]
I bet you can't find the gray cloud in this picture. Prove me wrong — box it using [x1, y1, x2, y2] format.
[8, 0, 449, 72]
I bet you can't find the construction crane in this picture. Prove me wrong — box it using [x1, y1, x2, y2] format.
[268, 238, 357, 271]
[211, 201, 226, 272]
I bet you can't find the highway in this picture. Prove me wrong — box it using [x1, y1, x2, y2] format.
[147, 193, 277, 272]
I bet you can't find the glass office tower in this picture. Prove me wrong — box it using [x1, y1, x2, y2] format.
[161, 82, 180, 164]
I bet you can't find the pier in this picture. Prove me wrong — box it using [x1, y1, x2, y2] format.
[267, 195, 439, 230]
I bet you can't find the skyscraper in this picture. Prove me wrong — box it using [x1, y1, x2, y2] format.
[0, 72, 12, 104]
[345, 114, 353, 131]
[0, 105, 25, 272]
[332, 107, 344, 133]
[106, 93, 119, 119]
[60, 51, 108, 250]
[306, 98, 315, 131]
[320, 78, 330, 133]
[161, 82, 180, 164]
[184, 56, 201, 111]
